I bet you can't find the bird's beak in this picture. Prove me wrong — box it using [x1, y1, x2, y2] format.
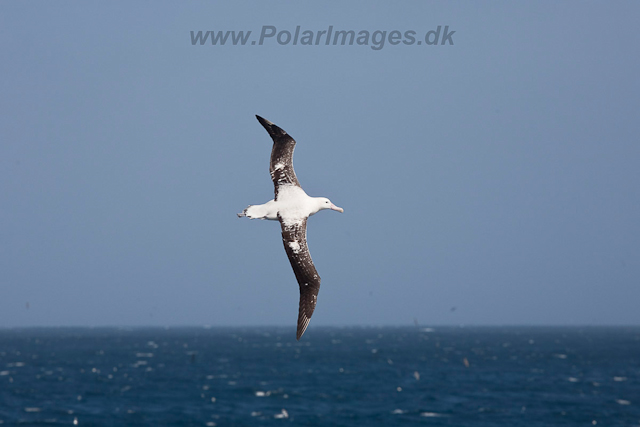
[330, 203, 344, 213]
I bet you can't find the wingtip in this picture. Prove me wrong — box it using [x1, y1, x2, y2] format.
[296, 315, 311, 340]
[255, 115, 271, 125]
[255, 115, 287, 137]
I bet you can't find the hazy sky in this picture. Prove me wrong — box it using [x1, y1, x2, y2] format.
[1, 2, 639, 329]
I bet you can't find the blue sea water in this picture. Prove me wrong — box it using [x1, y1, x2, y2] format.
[0, 326, 639, 426]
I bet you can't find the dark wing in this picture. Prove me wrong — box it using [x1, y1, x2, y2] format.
[278, 217, 321, 340]
[255, 115, 301, 199]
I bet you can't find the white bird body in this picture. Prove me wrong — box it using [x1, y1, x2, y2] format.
[240, 185, 342, 225]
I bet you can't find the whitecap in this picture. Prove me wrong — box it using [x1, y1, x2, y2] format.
[274, 409, 289, 419]
[420, 412, 443, 417]
[136, 353, 154, 358]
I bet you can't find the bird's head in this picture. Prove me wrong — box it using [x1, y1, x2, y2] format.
[316, 197, 344, 214]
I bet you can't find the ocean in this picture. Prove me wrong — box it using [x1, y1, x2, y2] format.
[0, 326, 638, 426]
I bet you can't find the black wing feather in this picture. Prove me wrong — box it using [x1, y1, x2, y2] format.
[255, 115, 301, 199]
[278, 217, 321, 340]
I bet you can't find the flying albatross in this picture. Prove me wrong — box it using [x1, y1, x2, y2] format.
[238, 116, 343, 340]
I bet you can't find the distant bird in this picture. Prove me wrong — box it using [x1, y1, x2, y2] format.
[238, 116, 343, 340]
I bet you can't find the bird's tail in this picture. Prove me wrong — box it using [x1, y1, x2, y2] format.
[238, 205, 262, 219]
[237, 206, 248, 218]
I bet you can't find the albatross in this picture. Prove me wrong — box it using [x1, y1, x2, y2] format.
[238, 116, 343, 340]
